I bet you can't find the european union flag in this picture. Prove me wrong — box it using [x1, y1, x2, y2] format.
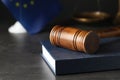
[1, 0, 61, 34]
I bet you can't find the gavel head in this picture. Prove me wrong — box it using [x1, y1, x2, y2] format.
[50, 25, 100, 54]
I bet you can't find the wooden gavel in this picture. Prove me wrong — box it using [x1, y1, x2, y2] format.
[50, 25, 120, 53]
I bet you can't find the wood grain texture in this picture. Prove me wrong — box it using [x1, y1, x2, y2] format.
[50, 25, 100, 53]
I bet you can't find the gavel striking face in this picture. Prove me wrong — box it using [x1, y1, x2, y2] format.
[50, 25, 100, 54]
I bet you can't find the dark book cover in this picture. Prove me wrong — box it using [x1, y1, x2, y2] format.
[41, 38, 120, 75]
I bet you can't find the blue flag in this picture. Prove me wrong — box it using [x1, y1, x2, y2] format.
[1, 0, 61, 34]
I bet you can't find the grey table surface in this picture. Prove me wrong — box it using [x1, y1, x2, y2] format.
[0, 22, 120, 80]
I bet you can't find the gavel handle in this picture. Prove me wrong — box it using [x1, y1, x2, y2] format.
[95, 26, 120, 38]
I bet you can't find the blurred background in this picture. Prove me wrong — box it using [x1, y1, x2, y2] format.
[0, 1, 15, 25]
[0, 0, 118, 27]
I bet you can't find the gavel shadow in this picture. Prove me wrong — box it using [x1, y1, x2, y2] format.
[96, 37, 120, 55]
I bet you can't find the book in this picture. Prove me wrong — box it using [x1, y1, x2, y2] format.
[41, 38, 120, 75]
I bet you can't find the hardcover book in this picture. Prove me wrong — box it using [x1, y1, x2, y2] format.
[41, 38, 120, 75]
